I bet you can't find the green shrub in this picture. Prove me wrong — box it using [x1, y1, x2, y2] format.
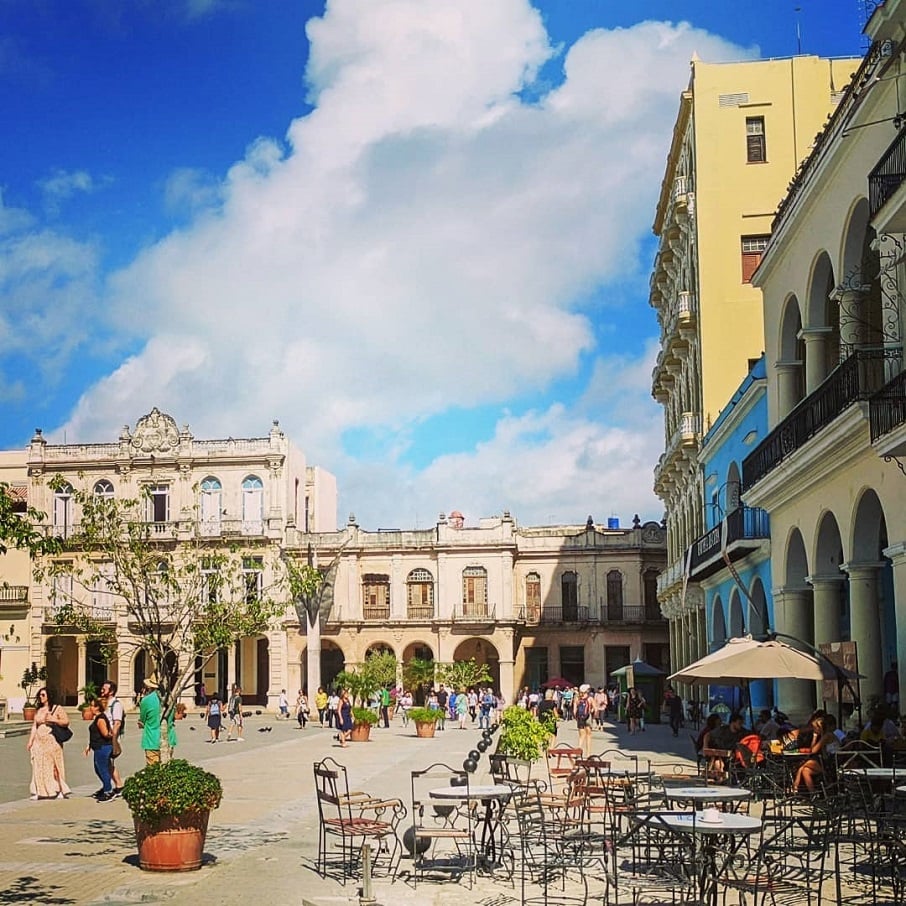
[408, 707, 441, 724]
[352, 706, 379, 725]
[122, 759, 222, 824]
[496, 705, 553, 762]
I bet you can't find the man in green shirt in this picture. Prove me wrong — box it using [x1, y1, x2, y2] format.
[137, 677, 162, 765]
[379, 686, 391, 728]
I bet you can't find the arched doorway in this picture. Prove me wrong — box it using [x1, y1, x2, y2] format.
[321, 641, 345, 690]
[452, 638, 500, 691]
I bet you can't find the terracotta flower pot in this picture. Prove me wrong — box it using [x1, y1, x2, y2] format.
[22, 706, 37, 723]
[349, 722, 372, 742]
[414, 721, 437, 739]
[134, 811, 210, 872]
[81, 708, 93, 721]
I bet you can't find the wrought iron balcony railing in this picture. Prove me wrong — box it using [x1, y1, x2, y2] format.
[362, 605, 391, 621]
[0, 585, 28, 604]
[453, 603, 496, 622]
[743, 347, 901, 490]
[406, 604, 435, 620]
[538, 605, 589, 624]
[869, 124, 906, 219]
[870, 368, 906, 442]
[687, 506, 770, 576]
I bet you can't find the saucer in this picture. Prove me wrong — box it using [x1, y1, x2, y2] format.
[698, 813, 723, 824]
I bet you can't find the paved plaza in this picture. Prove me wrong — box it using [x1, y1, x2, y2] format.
[0, 713, 698, 905]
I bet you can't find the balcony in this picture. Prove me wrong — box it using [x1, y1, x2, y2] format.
[406, 604, 435, 621]
[538, 605, 590, 624]
[743, 347, 901, 490]
[362, 605, 391, 621]
[869, 124, 906, 232]
[686, 506, 770, 580]
[453, 603, 496, 623]
[0, 585, 28, 611]
[870, 368, 906, 456]
[605, 603, 665, 624]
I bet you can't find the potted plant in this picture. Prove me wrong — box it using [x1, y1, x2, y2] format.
[495, 705, 554, 761]
[408, 706, 441, 738]
[122, 759, 222, 872]
[78, 681, 99, 720]
[20, 661, 48, 722]
[350, 706, 379, 742]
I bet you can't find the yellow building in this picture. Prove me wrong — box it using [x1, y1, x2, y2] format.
[651, 54, 860, 689]
[746, 3, 906, 717]
[0, 452, 32, 713]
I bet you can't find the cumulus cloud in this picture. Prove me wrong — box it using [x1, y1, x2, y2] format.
[58, 0, 751, 526]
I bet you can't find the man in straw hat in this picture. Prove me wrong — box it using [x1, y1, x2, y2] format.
[137, 677, 162, 766]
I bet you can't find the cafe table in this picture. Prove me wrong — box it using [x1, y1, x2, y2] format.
[664, 785, 753, 811]
[658, 811, 762, 905]
[429, 783, 514, 875]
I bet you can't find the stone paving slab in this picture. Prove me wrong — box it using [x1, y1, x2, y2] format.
[0, 717, 712, 906]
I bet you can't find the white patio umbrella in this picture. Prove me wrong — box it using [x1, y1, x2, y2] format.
[668, 637, 825, 686]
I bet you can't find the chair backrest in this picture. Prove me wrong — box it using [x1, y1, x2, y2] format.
[835, 740, 883, 771]
[545, 744, 583, 786]
[411, 762, 471, 826]
[314, 756, 352, 824]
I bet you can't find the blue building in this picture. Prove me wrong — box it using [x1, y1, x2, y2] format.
[685, 356, 773, 713]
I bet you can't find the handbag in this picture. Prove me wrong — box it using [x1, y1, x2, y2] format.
[50, 723, 73, 745]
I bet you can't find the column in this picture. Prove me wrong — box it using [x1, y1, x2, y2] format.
[883, 541, 906, 710]
[774, 361, 802, 419]
[808, 575, 843, 648]
[77, 639, 87, 690]
[842, 561, 884, 703]
[799, 327, 833, 394]
[227, 643, 237, 693]
[773, 586, 815, 720]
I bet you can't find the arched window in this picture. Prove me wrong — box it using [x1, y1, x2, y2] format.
[606, 570, 623, 620]
[407, 568, 434, 619]
[199, 476, 222, 536]
[53, 482, 74, 537]
[525, 572, 541, 622]
[241, 475, 264, 535]
[643, 568, 660, 620]
[462, 566, 488, 617]
[561, 571, 578, 621]
[93, 479, 114, 499]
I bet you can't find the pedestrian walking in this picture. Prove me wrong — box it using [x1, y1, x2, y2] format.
[100, 679, 125, 795]
[205, 693, 223, 742]
[26, 687, 72, 800]
[296, 689, 310, 729]
[226, 684, 245, 742]
[137, 677, 162, 765]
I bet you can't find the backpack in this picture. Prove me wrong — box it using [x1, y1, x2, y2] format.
[576, 699, 589, 720]
[482, 693, 494, 709]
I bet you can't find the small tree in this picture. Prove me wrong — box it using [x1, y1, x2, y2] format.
[437, 657, 492, 691]
[36, 482, 286, 726]
[283, 543, 343, 697]
[334, 650, 398, 706]
[403, 656, 436, 704]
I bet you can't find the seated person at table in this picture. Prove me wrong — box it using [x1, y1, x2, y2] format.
[862, 708, 900, 743]
[756, 709, 781, 741]
[696, 714, 722, 754]
[710, 712, 747, 750]
[793, 713, 838, 793]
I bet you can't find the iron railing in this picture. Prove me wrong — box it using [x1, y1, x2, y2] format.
[453, 603, 496, 622]
[869, 125, 906, 218]
[0, 585, 28, 603]
[406, 604, 435, 620]
[539, 605, 589, 624]
[362, 605, 391, 621]
[743, 347, 900, 489]
[687, 506, 770, 574]
[870, 368, 906, 441]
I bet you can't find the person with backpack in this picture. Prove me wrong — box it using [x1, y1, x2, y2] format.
[226, 684, 245, 742]
[379, 685, 391, 728]
[205, 693, 223, 743]
[575, 684, 596, 756]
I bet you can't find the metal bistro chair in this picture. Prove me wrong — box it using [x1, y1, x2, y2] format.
[313, 757, 406, 883]
[514, 781, 589, 906]
[409, 762, 476, 888]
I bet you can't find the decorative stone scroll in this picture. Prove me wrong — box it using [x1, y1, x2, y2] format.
[131, 408, 181, 454]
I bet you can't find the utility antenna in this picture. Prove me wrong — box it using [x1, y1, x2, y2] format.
[795, 6, 802, 55]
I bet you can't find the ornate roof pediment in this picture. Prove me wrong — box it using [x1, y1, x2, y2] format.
[131, 408, 180, 454]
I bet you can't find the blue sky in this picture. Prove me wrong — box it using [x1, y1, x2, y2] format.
[0, 0, 866, 528]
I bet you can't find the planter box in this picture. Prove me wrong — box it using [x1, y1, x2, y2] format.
[414, 721, 437, 739]
[134, 811, 210, 872]
[349, 723, 373, 742]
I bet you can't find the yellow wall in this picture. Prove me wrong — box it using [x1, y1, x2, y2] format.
[693, 56, 859, 427]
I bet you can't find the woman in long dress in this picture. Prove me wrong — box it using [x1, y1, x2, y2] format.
[26, 687, 72, 800]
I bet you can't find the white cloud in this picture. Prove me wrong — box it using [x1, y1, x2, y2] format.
[58, 0, 751, 526]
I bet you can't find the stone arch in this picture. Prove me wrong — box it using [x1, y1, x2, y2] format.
[838, 196, 883, 351]
[711, 595, 727, 650]
[319, 640, 345, 690]
[724, 461, 741, 513]
[778, 293, 805, 415]
[452, 637, 500, 690]
[402, 640, 435, 662]
[728, 588, 745, 638]
[749, 576, 769, 639]
[814, 511, 845, 576]
[850, 487, 887, 562]
[805, 251, 839, 380]
[784, 527, 810, 588]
